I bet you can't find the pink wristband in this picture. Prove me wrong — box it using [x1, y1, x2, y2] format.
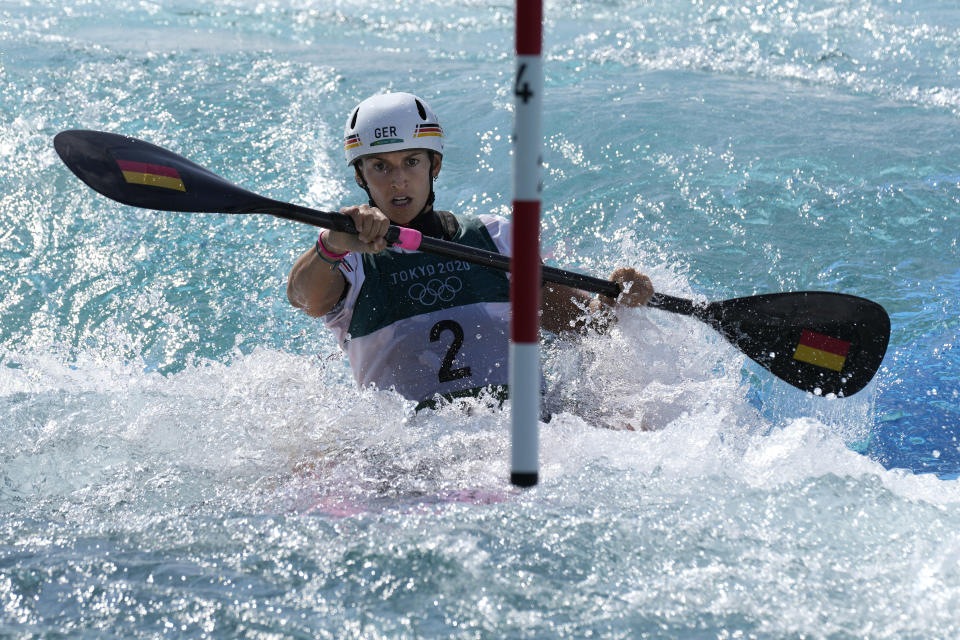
[318, 231, 349, 259]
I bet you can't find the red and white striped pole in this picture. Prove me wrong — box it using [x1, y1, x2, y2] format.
[510, 0, 543, 488]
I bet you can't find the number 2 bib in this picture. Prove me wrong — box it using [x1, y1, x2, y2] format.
[323, 214, 512, 404]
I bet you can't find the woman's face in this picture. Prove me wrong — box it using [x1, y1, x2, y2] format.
[356, 150, 441, 225]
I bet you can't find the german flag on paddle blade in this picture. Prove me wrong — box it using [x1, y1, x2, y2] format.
[792, 329, 851, 372]
[116, 159, 186, 192]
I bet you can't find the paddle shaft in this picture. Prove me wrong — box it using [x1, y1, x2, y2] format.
[257, 199, 695, 315]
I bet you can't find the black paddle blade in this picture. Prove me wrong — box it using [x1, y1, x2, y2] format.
[54, 129, 269, 213]
[702, 292, 890, 397]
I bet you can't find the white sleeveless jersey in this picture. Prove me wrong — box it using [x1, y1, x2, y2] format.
[323, 214, 512, 404]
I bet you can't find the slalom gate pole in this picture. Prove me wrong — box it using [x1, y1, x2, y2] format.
[510, 0, 543, 488]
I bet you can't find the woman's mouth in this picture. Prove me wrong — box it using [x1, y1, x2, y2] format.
[391, 197, 412, 207]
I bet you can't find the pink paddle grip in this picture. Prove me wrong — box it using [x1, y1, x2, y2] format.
[393, 227, 422, 250]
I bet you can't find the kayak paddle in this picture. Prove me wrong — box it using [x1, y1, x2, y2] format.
[53, 129, 890, 397]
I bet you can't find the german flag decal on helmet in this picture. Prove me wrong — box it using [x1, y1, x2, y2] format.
[414, 123, 443, 138]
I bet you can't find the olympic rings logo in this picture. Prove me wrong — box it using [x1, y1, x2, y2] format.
[408, 277, 463, 306]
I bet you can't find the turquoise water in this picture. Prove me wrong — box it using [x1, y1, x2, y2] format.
[2, 0, 959, 637]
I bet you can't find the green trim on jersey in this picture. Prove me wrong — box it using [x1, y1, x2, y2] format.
[347, 214, 510, 340]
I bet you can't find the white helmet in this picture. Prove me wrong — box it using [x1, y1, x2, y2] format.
[343, 92, 444, 166]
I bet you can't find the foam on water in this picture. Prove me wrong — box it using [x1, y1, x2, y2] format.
[4, 337, 960, 636]
[0, 287, 934, 522]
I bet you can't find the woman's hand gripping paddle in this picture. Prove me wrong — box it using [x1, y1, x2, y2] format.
[54, 129, 891, 397]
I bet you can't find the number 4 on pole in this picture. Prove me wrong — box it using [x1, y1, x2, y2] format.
[515, 63, 534, 103]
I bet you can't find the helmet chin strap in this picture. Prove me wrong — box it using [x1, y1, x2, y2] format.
[355, 152, 437, 220]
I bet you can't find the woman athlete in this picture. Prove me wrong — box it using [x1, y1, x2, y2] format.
[287, 92, 653, 408]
